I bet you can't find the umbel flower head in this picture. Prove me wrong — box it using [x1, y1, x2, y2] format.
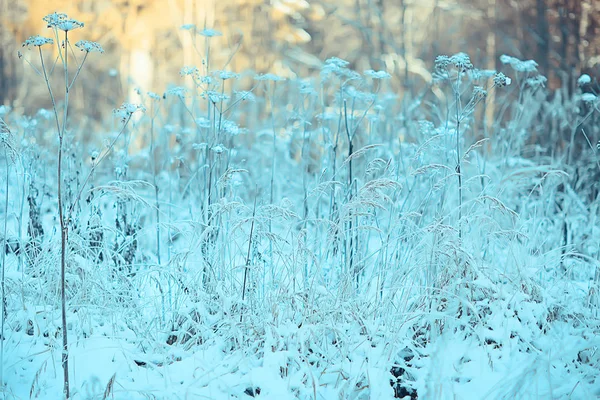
[493, 72, 512, 87]
[113, 103, 145, 123]
[197, 28, 222, 37]
[75, 40, 104, 53]
[364, 70, 391, 80]
[435, 53, 474, 73]
[43, 12, 84, 31]
[254, 73, 285, 82]
[22, 35, 54, 48]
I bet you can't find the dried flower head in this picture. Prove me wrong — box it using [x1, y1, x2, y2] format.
[113, 103, 145, 123]
[164, 86, 188, 100]
[434, 55, 451, 73]
[43, 12, 68, 27]
[473, 86, 487, 100]
[218, 70, 239, 80]
[364, 70, 391, 80]
[75, 40, 104, 53]
[493, 72, 511, 87]
[203, 90, 230, 103]
[525, 75, 547, 88]
[255, 73, 285, 82]
[324, 57, 350, 69]
[22, 35, 54, 48]
[499, 55, 538, 73]
[450, 53, 473, 72]
[197, 28, 222, 37]
[44, 13, 83, 31]
[180, 66, 199, 76]
[222, 120, 240, 135]
[147, 91, 161, 101]
[235, 90, 256, 102]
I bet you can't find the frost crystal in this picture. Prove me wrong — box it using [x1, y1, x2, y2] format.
[75, 40, 104, 53]
[22, 35, 54, 48]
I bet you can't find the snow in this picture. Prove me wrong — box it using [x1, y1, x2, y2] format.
[578, 74, 592, 86]
[581, 93, 597, 103]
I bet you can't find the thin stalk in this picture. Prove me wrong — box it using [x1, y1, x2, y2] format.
[0, 145, 9, 388]
[59, 29, 70, 400]
[454, 74, 463, 260]
[150, 102, 161, 266]
[268, 82, 276, 288]
[343, 100, 355, 283]
[240, 195, 257, 323]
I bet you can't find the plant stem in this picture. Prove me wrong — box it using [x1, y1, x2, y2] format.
[240, 195, 257, 323]
[0, 144, 9, 389]
[59, 29, 70, 399]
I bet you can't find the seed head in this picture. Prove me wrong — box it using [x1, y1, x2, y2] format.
[493, 72, 511, 87]
[75, 40, 104, 53]
[22, 35, 54, 48]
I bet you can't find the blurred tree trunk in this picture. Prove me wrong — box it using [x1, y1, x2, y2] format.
[536, 0, 549, 74]
[118, 1, 156, 105]
[485, 0, 496, 135]
[0, 0, 16, 106]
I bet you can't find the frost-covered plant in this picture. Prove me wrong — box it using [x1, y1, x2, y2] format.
[18, 13, 134, 398]
[433, 52, 511, 274]
[0, 116, 18, 388]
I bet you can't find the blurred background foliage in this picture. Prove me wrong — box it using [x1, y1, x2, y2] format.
[1, 0, 600, 119]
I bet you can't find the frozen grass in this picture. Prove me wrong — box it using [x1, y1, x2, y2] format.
[1, 14, 600, 400]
